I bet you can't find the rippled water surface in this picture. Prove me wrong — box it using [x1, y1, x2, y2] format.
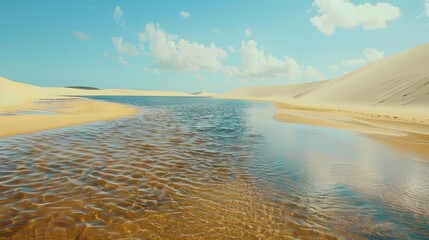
[1, 96, 428, 239]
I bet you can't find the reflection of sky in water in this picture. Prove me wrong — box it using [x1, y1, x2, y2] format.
[246, 105, 429, 238]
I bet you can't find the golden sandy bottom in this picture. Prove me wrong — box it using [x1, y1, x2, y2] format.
[0, 99, 139, 138]
[0, 108, 345, 239]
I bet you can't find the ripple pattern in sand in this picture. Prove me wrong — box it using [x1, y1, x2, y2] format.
[0, 103, 336, 239]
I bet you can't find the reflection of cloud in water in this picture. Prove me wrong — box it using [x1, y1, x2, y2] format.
[299, 128, 429, 217]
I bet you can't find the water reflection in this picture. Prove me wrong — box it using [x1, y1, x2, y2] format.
[0, 97, 428, 239]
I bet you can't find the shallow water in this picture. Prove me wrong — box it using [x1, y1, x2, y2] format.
[0, 96, 428, 239]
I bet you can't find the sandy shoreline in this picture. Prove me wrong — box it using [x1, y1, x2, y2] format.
[274, 104, 429, 158]
[218, 95, 429, 158]
[0, 98, 139, 138]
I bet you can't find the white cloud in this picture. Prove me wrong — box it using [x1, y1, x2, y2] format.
[341, 48, 384, 66]
[179, 11, 191, 18]
[363, 48, 384, 61]
[341, 58, 366, 66]
[212, 28, 220, 32]
[305, 66, 325, 80]
[195, 74, 205, 81]
[113, 5, 127, 29]
[143, 67, 162, 74]
[311, 0, 401, 35]
[426, 0, 429, 16]
[139, 23, 227, 72]
[103, 51, 110, 58]
[224, 40, 323, 80]
[113, 5, 123, 22]
[245, 28, 252, 37]
[73, 31, 92, 41]
[234, 40, 302, 78]
[112, 37, 141, 56]
[329, 65, 339, 71]
[228, 46, 236, 53]
[118, 56, 129, 66]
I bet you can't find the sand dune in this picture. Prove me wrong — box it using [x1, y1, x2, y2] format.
[0, 77, 138, 137]
[0, 77, 54, 106]
[221, 43, 429, 106]
[296, 43, 429, 109]
[221, 43, 429, 125]
[221, 81, 326, 103]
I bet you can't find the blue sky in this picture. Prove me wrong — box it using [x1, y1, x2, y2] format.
[1, 0, 428, 93]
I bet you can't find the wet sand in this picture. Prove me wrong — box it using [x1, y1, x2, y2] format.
[273, 103, 429, 158]
[1, 76, 140, 138]
[0, 99, 138, 138]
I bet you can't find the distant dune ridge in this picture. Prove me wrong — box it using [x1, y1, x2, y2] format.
[191, 91, 218, 97]
[65, 86, 100, 90]
[221, 43, 429, 122]
[43, 87, 193, 97]
[0, 77, 192, 107]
